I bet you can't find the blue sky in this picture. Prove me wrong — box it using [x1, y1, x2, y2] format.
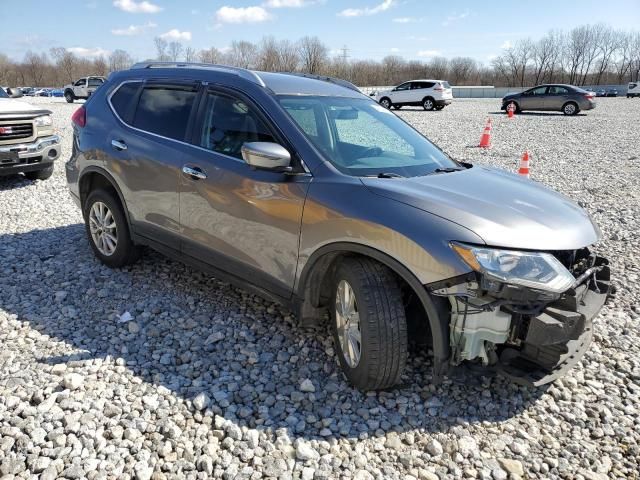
[2, 0, 639, 63]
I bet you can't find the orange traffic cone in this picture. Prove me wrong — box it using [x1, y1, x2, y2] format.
[507, 104, 515, 118]
[518, 151, 530, 178]
[479, 118, 492, 148]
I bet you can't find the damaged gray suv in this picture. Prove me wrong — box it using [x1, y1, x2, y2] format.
[66, 63, 611, 390]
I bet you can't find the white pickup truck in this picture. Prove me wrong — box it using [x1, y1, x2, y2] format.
[63, 76, 106, 103]
[0, 87, 60, 180]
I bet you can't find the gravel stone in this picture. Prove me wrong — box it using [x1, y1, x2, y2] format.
[1, 97, 639, 478]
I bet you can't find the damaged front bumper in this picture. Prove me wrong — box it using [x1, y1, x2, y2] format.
[428, 251, 612, 387]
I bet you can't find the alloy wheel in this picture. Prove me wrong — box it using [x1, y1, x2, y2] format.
[335, 280, 362, 368]
[89, 201, 118, 256]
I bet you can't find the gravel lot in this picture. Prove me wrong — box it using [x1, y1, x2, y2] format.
[1, 96, 639, 480]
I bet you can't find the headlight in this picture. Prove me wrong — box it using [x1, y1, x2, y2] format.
[34, 115, 52, 127]
[451, 243, 574, 293]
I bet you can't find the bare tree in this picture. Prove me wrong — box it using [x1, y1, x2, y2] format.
[50, 47, 77, 83]
[427, 57, 449, 80]
[298, 36, 328, 74]
[24, 51, 48, 86]
[168, 42, 183, 62]
[154, 37, 169, 62]
[228, 40, 257, 68]
[198, 47, 220, 64]
[109, 49, 133, 72]
[449, 57, 477, 85]
[92, 55, 108, 76]
[184, 46, 196, 62]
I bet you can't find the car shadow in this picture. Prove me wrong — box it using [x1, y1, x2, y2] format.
[0, 173, 38, 190]
[489, 111, 588, 117]
[0, 224, 547, 440]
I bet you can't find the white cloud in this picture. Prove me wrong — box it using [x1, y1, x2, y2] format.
[487, 54, 498, 61]
[501, 40, 513, 49]
[390, 47, 400, 52]
[338, 0, 396, 17]
[67, 47, 110, 58]
[417, 50, 441, 58]
[111, 21, 157, 36]
[113, 0, 162, 14]
[159, 29, 192, 41]
[392, 17, 421, 23]
[442, 10, 469, 27]
[263, 0, 314, 7]
[215, 6, 273, 24]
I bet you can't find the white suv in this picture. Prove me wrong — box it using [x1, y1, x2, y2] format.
[628, 82, 639, 98]
[373, 80, 453, 111]
[63, 76, 105, 103]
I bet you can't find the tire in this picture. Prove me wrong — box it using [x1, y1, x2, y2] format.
[422, 97, 435, 111]
[506, 101, 520, 113]
[435, 105, 444, 111]
[392, 105, 402, 110]
[24, 166, 53, 181]
[379, 97, 392, 109]
[562, 102, 579, 115]
[331, 257, 408, 391]
[64, 91, 75, 103]
[83, 189, 141, 268]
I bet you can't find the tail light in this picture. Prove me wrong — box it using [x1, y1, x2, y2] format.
[71, 106, 86, 128]
[434, 85, 444, 91]
[584, 93, 595, 100]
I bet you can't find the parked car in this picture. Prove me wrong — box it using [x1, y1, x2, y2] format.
[63, 76, 106, 103]
[606, 88, 618, 97]
[36, 88, 52, 97]
[66, 63, 611, 390]
[51, 88, 64, 98]
[627, 82, 639, 98]
[21, 87, 35, 96]
[502, 84, 596, 115]
[373, 80, 453, 110]
[0, 86, 60, 180]
[596, 89, 607, 97]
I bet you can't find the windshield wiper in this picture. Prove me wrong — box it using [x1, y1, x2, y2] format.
[430, 167, 465, 174]
[365, 172, 405, 178]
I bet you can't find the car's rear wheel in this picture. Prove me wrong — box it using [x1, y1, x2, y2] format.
[331, 257, 408, 391]
[422, 97, 435, 111]
[84, 189, 141, 268]
[24, 166, 53, 181]
[64, 91, 74, 103]
[562, 102, 579, 115]
[379, 97, 392, 109]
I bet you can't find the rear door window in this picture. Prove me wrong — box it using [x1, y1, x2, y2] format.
[548, 86, 569, 95]
[132, 84, 198, 141]
[88, 78, 104, 87]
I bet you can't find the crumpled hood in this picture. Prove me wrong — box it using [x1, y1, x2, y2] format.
[0, 98, 42, 113]
[361, 165, 600, 251]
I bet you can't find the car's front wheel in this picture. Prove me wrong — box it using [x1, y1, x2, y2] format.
[84, 189, 141, 268]
[64, 91, 75, 103]
[379, 97, 392, 109]
[562, 102, 579, 115]
[331, 257, 408, 391]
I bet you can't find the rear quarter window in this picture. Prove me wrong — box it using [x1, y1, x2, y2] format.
[110, 82, 141, 124]
[132, 85, 198, 141]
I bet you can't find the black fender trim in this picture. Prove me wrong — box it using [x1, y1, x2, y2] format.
[78, 166, 133, 231]
[297, 242, 451, 379]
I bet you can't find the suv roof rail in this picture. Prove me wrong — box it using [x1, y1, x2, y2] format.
[129, 62, 266, 87]
[282, 72, 361, 93]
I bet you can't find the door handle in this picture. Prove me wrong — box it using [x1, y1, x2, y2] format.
[111, 139, 127, 151]
[182, 165, 207, 180]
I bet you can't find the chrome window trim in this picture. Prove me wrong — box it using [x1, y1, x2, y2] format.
[107, 79, 312, 175]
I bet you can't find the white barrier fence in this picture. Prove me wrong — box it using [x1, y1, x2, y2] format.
[359, 84, 630, 98]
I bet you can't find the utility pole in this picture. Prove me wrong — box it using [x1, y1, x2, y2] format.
[340, 45, 350, 64]
[339, 45, 350, 81]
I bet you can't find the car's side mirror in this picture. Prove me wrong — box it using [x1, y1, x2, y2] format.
[241, 142, 292, 172]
